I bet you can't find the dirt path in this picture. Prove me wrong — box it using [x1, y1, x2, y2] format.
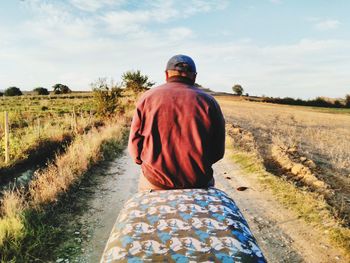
[76, 151, 345, 263]
[75, 150, 140, 263]
[213, 155, 345, 263]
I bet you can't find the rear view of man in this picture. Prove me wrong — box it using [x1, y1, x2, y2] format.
[128, 54, 225, 191]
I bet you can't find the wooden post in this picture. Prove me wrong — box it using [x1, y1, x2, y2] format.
[73, 107, 78, 134]
[89, 110, 92, 126]
[37, 118, 41, 139]
[4, 111, 9, 163]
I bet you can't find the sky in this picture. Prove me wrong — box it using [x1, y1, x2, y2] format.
[0, 0, 349, 99]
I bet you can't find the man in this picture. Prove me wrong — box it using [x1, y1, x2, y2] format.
[128, 54, 225, 191]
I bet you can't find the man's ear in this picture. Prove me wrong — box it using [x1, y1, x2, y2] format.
[165, 71, 169, 81]
[192, 73, 197, 82]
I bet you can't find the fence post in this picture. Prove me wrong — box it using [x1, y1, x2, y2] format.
[4, 111, 9, 163]
[37, 117, 41, 139]
[89, 110, 92, 126]
[73, 107, 78, 134]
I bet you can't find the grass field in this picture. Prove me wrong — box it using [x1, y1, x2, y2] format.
[0, 94, 98, 168]
[217, 96, 350, 224]
[0, 91, 133, 262]
[1, 91, 349, 260]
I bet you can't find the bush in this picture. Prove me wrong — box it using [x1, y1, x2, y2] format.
[4, 87, 22, 96]
[52, 84, 71, 94]
[232, 84, 244, 96]
[91, 78, 123, 116]
[261, 96, 343, 108]
[345, 94, 350, 108]
[0, 91, 3, 96]
[122, 70, 155, 93]
[33, 87, 49, 95]
[333, 100, 342, 108]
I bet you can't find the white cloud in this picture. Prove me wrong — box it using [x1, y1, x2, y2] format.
[102, 10, 151, 35]
[1, 1, 349, 99]
[166, 27, 194, 41]
[315, 19, 341, 30]
[69, 0, 124, 12]
[308, 17, 341, 31]
[184, 0, 229, 15]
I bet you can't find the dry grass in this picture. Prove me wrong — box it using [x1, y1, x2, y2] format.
[221, 98, 350, 257]
[29, 116, 128, 206]
[217, 97, 350, 222]
[0, 111, 102, 168]
[218, 97, 350, 174]
[0, 115, 128, 256]
[225, 135, 350, 258]
[0, 191, 25, 246]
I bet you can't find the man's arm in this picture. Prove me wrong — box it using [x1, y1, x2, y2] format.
[210, 99, 225, 164]
[128, 107, 144, 165]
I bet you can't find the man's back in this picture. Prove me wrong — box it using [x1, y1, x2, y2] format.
[128, 76, 225, 189]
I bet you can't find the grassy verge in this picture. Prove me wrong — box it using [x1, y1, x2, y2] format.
[225, 136, 350, 258]
[0, 116, 129, 262]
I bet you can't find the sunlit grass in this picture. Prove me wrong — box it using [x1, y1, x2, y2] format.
[0, 115, 129, 261]
[225, 125, 350, 258]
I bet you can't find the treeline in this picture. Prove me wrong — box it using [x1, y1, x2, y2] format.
[0, 84, 72, 97]
[261, 95, 350, 108]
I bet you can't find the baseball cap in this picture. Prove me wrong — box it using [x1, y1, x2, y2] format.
[166, 54, 197, 73]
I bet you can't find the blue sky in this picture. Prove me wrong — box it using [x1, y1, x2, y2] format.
[0, 0, 349, 99]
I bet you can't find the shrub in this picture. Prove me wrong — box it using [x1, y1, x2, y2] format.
[333, 100, 342, 108]
[52, 84, 71, 94]
[261, 96, 343, 108]
[232, 84, 244, 96]
[345, 94, 350, 108]
[91, 78, 123, 116]
[122, 70, 155, 93]
[4, 87, 22, 96]
[310, 97, 332, 107]
[33, 87, 49, 95]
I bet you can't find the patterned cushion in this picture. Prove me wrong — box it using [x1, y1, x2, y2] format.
[100, 188, 266, 263]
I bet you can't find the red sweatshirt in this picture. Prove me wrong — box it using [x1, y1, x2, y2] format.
[128, 77, 225, 189]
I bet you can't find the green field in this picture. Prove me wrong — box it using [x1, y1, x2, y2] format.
[0, 92, 94, 113]
[0, 93, 97, 168]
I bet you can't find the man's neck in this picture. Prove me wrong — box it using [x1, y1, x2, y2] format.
[167, 76, 195, 85]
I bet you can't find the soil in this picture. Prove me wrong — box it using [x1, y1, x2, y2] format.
[67, 150, 346, 263]
[213, 156, 346, 263]
[73, 151, 139, 263]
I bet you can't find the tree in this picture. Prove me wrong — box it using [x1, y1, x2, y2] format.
[232, 84, 244, 96]
[0, 91, 3, 96]
[122, 70, 155, 93]
[33, 87, 49, 95]
[333, 100, 342, 108]
[91, 78, 123, 116]
[52, 83, 71, 94]
[345, 94, 350, 108]
[4, 87, 22, 96]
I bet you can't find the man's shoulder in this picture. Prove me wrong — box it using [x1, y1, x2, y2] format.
[138, 82, 218, 105]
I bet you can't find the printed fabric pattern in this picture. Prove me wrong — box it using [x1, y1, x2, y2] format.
[100, 188, 266, 263]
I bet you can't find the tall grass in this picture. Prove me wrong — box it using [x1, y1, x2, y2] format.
[30, 118, 128, 205]
[0, 191, 25, 247]
[218, 98, 350, 223]
[0, 115, 128, 261]
[227, 148, 350, 259]
[224, 114, 350, 258]
[217, 97, 350, 175]
[0, 111, 103, 168]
